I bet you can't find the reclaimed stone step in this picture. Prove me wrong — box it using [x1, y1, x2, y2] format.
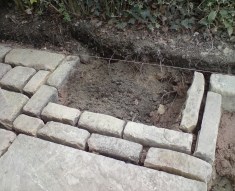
[37, 121, 90, 150]
[0, 87, 8, 111]
[0, 63, 11, 80]
[194, 92, 222, 164]
[180, 72, 205, 133]
[47, 55, 79, 89]
[41, 102, 81, 126]
[23, 85, 58, 118]
[13, 114, 44, 137]
[0, 90, 29, 130]
[123, 121, 192, 154]
[0, 129, 16, 157]
[5, 48, 65, 71]
[0, 134, 207, 191]
[0, 45, 11, 62]
[0, 66, 36, 93]
[23, 70, 51, 96]
[78, 111, 125, 138]
[144, 148, 212, 183]
[88, 133, 142, 164]
[210, 74, 235, 112]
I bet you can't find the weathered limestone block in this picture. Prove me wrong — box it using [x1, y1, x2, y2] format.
[123, 121, 192, 154]
[194, 92, 222, 164]
[210, 74, 235, 112]
[0, 45, 11, 62]
[23, 70, 50, 96]
[5, 48, 65, 71]
[88, 133, 142, 164]
[0, 129, 16, 157]
[37, 121, 90, 150]
[47, 55, 79, 88]
[0, 134, 207, 191]
[0, 88, 8, 111]
[13, 114, 44, 136]
[0, 66, 36, 93]
[78, 111, 125, 138]
[145, 148, 212, 183]
[180, 72, 205, 133]
[41, 102, 81, 126]
[0, 63, 12, 79]
[0, 90, 29, 130]
[23, 85, 58, 118]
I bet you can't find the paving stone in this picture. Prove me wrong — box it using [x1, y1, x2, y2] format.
[0, 45, 11, 62]
[41, 102, 81, 126]
[78, 111, 125, 138]
[210, 74, 235, 112]
[180, 72, 205, 133]
[0, 129, 16, 157]
[194, 92, 222, 164]
[88, 133, 142, 164]
[0, 63, 12, 79]
[13, 114, 44, 136]
[37, 121, 90, 150]
[0, 66, 36, 93]
[47, 55, 79, 89]
[5, 48, 65, 71]
[23, 70, 50, 96]
[0, 134, 207, 191]
[23, 85, 58, 118]
[123, 121, 193, 154]
[145, 148, 212, 183]
[0, 88, 8, 111]
[0, 90, 29, 130]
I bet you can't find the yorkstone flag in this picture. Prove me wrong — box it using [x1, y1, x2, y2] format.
[0, 88, 8, 111]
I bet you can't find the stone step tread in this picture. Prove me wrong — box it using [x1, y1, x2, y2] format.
[0, 128, 16, 157]
[0, 45, 11, 62]
[0, 63, 12, 80]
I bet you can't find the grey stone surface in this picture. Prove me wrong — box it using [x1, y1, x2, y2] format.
[0, 90, 29, 130]
[0, 63, 12, 79]
[13, 114, 44, 136]
[78, 111, 125, 138]
[0, 88, 8, 111]
[88, 133, 143, 164]
[0, 66, 36, 93]
[0, 45, 11, 62]
[0, 134, 207, 191]
[23, 85, 58, 118]
[194, 92, 222, 164]
[145, 148, 212, 183]
[23, 70, 50, 96]
[210, 74, 235, 112]
[41, 102, 81, 126]
[37, 121, 90, 150]
[180, 72, 205, 133]
[0, 129, 16, 157]
[5, 48, 65, 71]
[47, 55, 79, 89]
[123, 121, 193, 154]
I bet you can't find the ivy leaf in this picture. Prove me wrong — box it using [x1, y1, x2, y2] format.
[220, 10, 228, 17]
[128, 18, 136, 24]
[181, 18, 195, 29]
[30, 0, 37, 4]
[199, 18, 209, 25]
[147, 24, 154, 31]
[208, 11, 217, 24]
[170, 23, 180, 30]
[118, 22, 127, 29]
[139, 8, 150, 21]
[227, 26, 233, 36]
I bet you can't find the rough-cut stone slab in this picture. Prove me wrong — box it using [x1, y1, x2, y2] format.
[180, 72, 205, 133]
[0, 66, 36, 93]
[0, 134, 207, 191]
[88, 133, 142, 164]
[47, 55, 79, 89]
[0, 45, 11, 62]
[0, 88, 8, 111]
[123, 121, 192, 154]
[5, 48, 65, 71]
[37, 121, 90, 150]
[145, 148, 212, 183]
[194, 92, 222, 164]
[0, 129, 16, 157]
[23, 70, 50, 96]
[0, 90, 29, 130]
[41, 102, 81, 126]
[23, 85, 58, 118]
[78, 111, 125, 138]
[13, 114, 44, 136]
[210, 74, 235, 112]
[0, 63, 12, 79]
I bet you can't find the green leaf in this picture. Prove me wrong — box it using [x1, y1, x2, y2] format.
[208, 11, 217, 23]
[170, 24, 180, 30]
[147, 24, 154, 31]
[220, 10, 228, 17]
[128, 18, 136, 24]
[181, 18, 194, 29]
[155, 22, 160, 28]
[227, 26, 233, 36]
[30, 0, 37, 4]
[118, 22, 127, 29]
[199, 18, 209, 25]
[139, 8, 150, 21]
